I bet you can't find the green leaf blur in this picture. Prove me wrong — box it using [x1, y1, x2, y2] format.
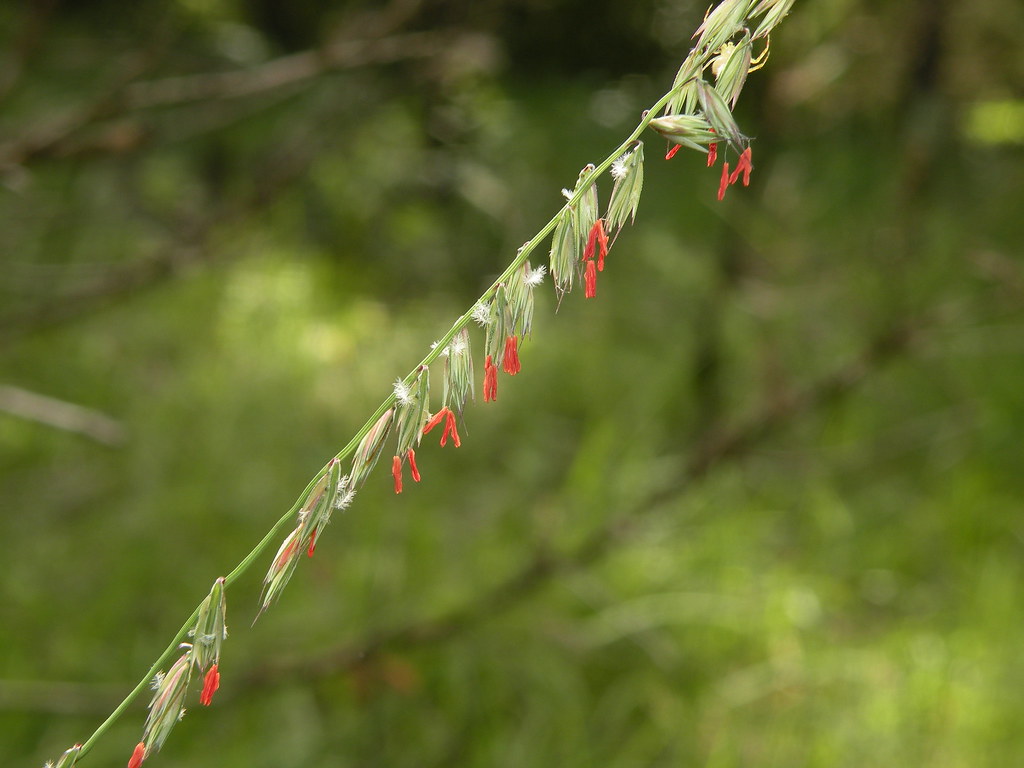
[2, 1, 1024, 766]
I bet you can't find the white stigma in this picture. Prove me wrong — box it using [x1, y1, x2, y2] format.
[335, 487, 357, 510]
[524, 264, 547, 286]
[393, 378, 413, 405]
[611, 156, 629, 180]
[449, 336, 468, 356]
[471, 301, 491, 326]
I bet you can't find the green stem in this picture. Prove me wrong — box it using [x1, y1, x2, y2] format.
[77, 608, 199, 757]
[326, 83, 687, 466]
[73, 75, 694, 763]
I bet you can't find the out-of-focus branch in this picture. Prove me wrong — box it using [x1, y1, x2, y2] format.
[0, 247, 200, 344]
[0, 29, 473, 345]
[681, 322, 916, 481]
[0, 125, 321, 347]
[0, 29, 458, 172]
[121, 30, 451, 111]
[0, 679, 127, 716]
[0, 317, 923, 715]
[0, 47, 164, 175]
[968, 249, 1024, 304]
[237, 318, 922, 692]
[0, 0, 58, 104]
[0, 385, 126, 446]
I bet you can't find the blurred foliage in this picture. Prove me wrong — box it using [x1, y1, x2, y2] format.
[2, 0, 1024, 766]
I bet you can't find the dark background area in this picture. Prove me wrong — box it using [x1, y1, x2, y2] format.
[2, 0, 1024, 765]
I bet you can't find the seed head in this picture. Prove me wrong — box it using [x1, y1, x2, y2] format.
[751, 0, 795, 39]
[349, 408, 395, 488]
[548, 210, 578, 297]
[443, 329, 475, 413]
[606, 142, 644, 236]
[191, 577, 228, 669]
[648, 114, 717, 153]
[143, 650, 192, 752]
[692, 0, 750, 56]
[259, 527, 303, 614]
[49, 744, 83, 768]
[302, 459, 344, 557]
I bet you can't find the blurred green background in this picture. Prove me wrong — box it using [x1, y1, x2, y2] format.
[2, 0, 1024, 766]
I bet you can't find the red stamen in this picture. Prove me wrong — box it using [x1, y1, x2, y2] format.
[707, 142, 718, 167]
[423, 408, 448, 437]
[665, 144, 681, 160]
[391, 455, 403, 494]
[426, 407, 460, 447]
[585, 259, 597, 299]
[408, 448, 421, 482]
[729, 147, 752, 186]
[595, 219, 609, 271]
[484, 355, 498, 402]
[199, 664, 220, 707]
[583, 221, 597, 261]
[307, 529, 317, 558]
[445, 410, 462, 447]
[127, 742, 146, 768]
[503, 335, 521, 375]
[718, 161, 730, 201]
